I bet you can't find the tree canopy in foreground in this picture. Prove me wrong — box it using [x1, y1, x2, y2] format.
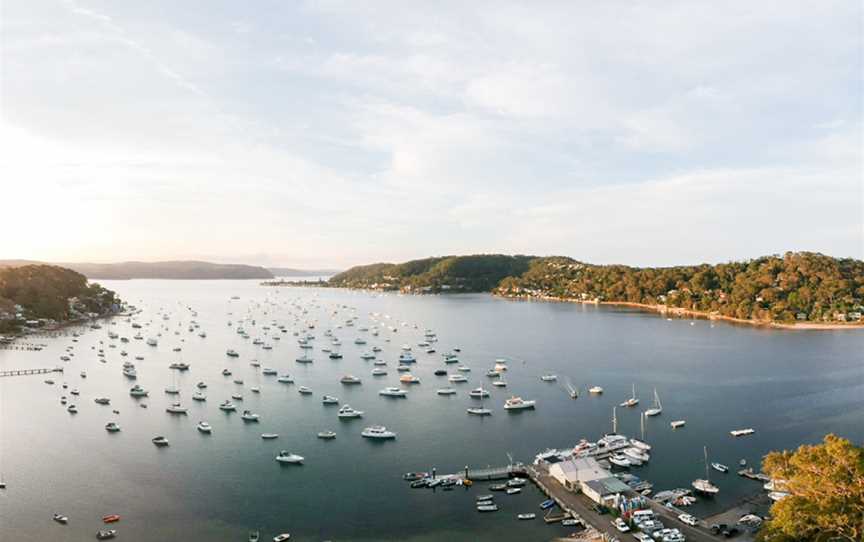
[761, 434, 864, 541]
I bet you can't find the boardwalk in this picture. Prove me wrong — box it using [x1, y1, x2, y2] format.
[0, 367, 64, 378]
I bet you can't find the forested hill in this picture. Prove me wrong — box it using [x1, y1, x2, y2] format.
[329, 252, 864, 325]
[0, 260, 274, 280]
[328, 255, 536, 292]
[0, 265, 120, 333]
[495, 252, 864, 324]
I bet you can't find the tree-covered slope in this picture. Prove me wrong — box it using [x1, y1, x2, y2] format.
[0, 264, 120, 332]
[495, 252, 864, 323]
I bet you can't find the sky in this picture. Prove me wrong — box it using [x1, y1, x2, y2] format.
[1, 0, 861, 269]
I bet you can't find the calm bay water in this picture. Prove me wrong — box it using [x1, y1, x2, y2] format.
[1, 280, 862, 541]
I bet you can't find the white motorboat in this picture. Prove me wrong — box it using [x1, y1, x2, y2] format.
[340, 375, 362, 385]
[197, 421, 212, 433]
[437, 388, 457, 395]
[396, 365, 410, 372]
[379, 387, 407, 397]
[219, 400, 237, 412]
[261, 433, 279, 439]
[448, 374, 468, 383]
[317, 430, 336, 439]
[122, 367, 137, 378]
[166, 403, 187, 414]
[730, 428, 756, 437]
[105, 422, 121, 432]
[457, 366, 471, 372]
[129, 385, 149, 397]
[53, 513, 69, 524]
[273, 534, 291, 542]
[608, 453, 632, 467]
[629, 438, 652, 451]
[644, 388, 663, 416]
[467, 406, 492, 416]
[275, 451, 304, 464]
[231, 393, 244, 401]
[277, 374, 294, 384]
[624, 447, 650, 463]
[337, 405, 363, 418]
[671, 420, 686, 428]
[469, 387, 490, 398]
[398, 352, 416, 363]
[192, 391, 207, 401]
[711, 462, 729, 473]
[322, 395, 339, 405]
[371, 368, 387, 376]
[361, 425, 396, 439]
[540, 374, 557, 382]
[504, 396, 536, 410]
[588, 386, 604, 394]
[241, 410, 260, 422]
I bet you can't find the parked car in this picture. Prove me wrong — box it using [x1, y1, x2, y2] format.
[632, 534, 653, 542]
[613, 517, 631, 532]
[678, 513, 698, 526]
[593, 504, 609, 515]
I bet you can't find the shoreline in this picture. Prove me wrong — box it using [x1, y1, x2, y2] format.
[259, 282, 863, 331]
[497, 293, 864, 331]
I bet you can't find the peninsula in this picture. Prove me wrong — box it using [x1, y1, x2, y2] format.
[325, 252, 864, 328]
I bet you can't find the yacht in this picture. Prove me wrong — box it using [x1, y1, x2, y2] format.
[322, 395, 339, 405]
[469, 387, 490, 398]
[275, 451, 305, 464]
[340, 375, 362, 385]
[361, 425, 396, 439]
[671, 420, 686, 428]
[608, 453, 632, 467]
[152, 436, 169, 446]
[166, 403, 188, 414]
[540, 374, 558, 382]
[105, 422, 121, 432]
[399, 374, 420, 384]
[298, 386, 312, 395]
[169, 362, 190, 371]
[437, 388, 457, 395]
[379, 387, 407, 397]
[277, 374, 294, 384]
[337, 405, 363, 418]
[192, 391, 207, 401]
[129, 385, 149, 397]
[448, 374, 468, 383]
[588, 386, 604, 394]
[226, 349, 240, 357]
[317, 430, 336, 440]
[197, 421, 212, 433]
[222, 369, 232, 376]
[371, 368, 387, 376]
[262, 368, 278, 375]
[94, 397, 111, 405]
[644, 388, 663, 417]
[504, 396, 536, 410]
[219, 400, 237, 412]
[241, 410, 260, 422]
[620, 384, 639, 407]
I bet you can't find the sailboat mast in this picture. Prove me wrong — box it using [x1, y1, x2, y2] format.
[612, 406, 618, 434]
[641, 411, 645, 440]
[704, 446, 710, 480]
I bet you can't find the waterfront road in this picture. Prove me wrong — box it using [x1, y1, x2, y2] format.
[529, 464, 727, 542]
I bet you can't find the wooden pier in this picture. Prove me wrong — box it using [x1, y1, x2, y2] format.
[0, 367, 64, 378]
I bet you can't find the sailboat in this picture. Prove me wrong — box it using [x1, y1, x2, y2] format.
[692, 446, 720, 496]
[644, 388, 662, 416]
[467, 383, 492, 416]
[620, 383, 639, 407]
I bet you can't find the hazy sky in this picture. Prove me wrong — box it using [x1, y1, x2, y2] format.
[1, 0, 861, 268]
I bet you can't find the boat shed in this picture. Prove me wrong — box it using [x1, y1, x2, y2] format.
[549, 457, 610, 491]
[581, 476, 632, 504]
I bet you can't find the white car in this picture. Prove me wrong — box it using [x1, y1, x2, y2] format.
[677, 513, 698, 526]
[632, 534, 653, 542]
[613, 517, 631, 532]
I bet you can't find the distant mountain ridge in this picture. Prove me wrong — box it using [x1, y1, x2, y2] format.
[0, 260, 274, 280]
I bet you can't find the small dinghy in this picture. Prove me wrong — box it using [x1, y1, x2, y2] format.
[53, 513, 69, 524]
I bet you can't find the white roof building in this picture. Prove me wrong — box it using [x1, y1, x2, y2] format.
[549, 457, 610, 491]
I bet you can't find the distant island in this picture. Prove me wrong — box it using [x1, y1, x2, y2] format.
[0, 264, 121, 335]
[267, 267, 340, 277]
[323, 252, 864, 328]
[0, 260, 274, 280]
